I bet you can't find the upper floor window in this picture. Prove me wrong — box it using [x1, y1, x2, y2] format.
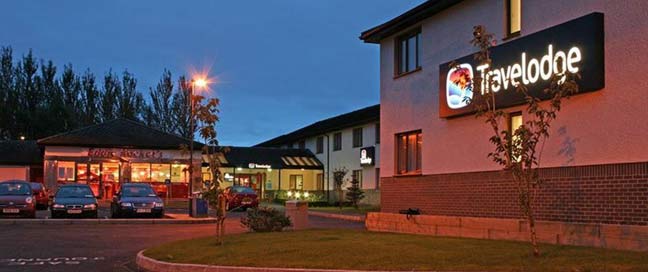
[395, 29, 421, 76]
[396, 130, 422, 175]
[352, 127, 363, 148]
[375, 123, 380, 144]
[316, 136, 324, 154]
[506, 0, 521, 37]
[298, 140, 305, 150]
[333, 132, 342, 151]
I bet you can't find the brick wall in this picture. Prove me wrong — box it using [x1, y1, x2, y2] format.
[381, 161, 648, 225]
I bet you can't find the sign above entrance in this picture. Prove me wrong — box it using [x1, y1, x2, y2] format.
[248, 163, 271, 169]
[88, 148, 163, 159]
[439, 12, 604, 118]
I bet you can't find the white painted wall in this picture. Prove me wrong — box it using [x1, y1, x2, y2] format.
[378, 0, 648, 177]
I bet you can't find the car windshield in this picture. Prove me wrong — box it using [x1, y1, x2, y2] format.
[0, 183, 31, 196]
[232, 187, 255, 194]
[30, 183, 43, 191]
[122, 186, 156, 197]
[56, 186, 94, 198]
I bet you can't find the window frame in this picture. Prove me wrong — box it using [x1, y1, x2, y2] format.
[375, 168, 380, 190]
[394, 27, 422, 77]
[507, 112, 523, 162]
[316, 136, 324, 154]
[505, 0, 522, 39]
[352, 127, 363, 148]
[352, 169, 363, 188]
[333, 132, 342, 151]
[375, 123, 380, 144]
[395, 130, 423, 176]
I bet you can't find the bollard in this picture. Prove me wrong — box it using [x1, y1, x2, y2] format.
[285, 200, 309, 230]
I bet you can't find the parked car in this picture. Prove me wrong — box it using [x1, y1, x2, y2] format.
[0, 180, 36, 218]
[225, 186, 259, 211]
[30, 182, 49, 210]
[50, 184, 98, 219]
[111, 183, 164, 218]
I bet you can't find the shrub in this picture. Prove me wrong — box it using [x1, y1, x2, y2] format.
[241, 207, 292, 232]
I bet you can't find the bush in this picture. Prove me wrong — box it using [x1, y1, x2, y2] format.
[241, 207, 292, 232]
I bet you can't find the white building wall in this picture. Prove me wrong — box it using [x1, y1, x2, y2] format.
[378, 0, 648, 177]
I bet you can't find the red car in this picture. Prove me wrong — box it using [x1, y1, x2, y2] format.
[225, 186, 259, 211]
[0, 180, 36, 218]
[30, 182, 49, 210]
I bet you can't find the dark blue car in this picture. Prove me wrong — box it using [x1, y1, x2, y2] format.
[50, 184, 98, 219]
[111, 183, 164, 218]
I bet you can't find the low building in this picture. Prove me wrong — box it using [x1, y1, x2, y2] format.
[361, 0, 648, 225]
[0, 140, 43, 182]
[37, 118, 203, 199]
[256, 104, 380, 205]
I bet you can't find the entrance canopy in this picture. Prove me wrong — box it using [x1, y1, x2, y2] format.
[214, 146, 323, 170]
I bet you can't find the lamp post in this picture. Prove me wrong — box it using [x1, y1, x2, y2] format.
[188, 78, 207, 214]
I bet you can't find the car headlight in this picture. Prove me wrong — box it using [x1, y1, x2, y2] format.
[120, 202, 132, 207]
[154, 202, 164, 208]
[83, 204, 97, 210]
[25, 197, 33, 204]
[52, 204, 64, 209]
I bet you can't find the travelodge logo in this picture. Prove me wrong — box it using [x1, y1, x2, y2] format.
[438, 12, 604, 118]
[446, 63, 473, 109]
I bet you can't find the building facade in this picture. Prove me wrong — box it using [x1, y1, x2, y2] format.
[361, 0, 648, 225]
[257, 105, 381, 205]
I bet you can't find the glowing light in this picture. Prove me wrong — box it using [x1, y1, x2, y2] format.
[139, 171, 146, 176]
[236, 167, 243, 171]
[295, 192, 301, 198]
[194, 78, 208, 88]
[79, 170, 85, 175]
[19, 136, 25, 141]
[304, 192, 310, 198]
[287, 191, 293, 197]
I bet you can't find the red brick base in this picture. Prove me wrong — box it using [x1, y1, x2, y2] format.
[381, 161, 648, 225]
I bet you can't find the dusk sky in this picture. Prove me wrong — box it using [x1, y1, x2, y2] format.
[0, 0, 424, 146]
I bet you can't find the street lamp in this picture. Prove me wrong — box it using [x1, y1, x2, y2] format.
[188, 77, 208, 213]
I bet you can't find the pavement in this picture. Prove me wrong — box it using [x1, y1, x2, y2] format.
[0, 211, 365, 272]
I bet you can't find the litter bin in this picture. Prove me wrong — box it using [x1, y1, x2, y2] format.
[190, 197, 208, 218]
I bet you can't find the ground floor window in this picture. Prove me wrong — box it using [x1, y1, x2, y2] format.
[131, 163, 150, 182]
[352, 169, 363, 188]
[316, 173, 324, 190]
[101, 162, 119, 183]
[375, 168, 380, 190]
[151, 163, 170, 182]
[289, 175, 303, 190]
[57, 161, 75, 182]
[396, 130, 422, 175]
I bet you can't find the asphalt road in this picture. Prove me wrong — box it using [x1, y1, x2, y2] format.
[0, 213, 364, 272]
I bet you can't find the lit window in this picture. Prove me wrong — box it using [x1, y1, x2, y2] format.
[509, 112, 523, 162]
[506, 0, 521, 36]
[151, 164, 171, 182]
[57, 161, 75, 182]
[101, 162, 119, 183]
[396, 29, 421, 75]
[131, 163, 150, 182]
[396, 131, 422, 175]
[289, 175, 303, 190]
[171, 164, 189, 183]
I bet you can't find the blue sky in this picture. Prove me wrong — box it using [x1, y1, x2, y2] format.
[0, 0, 424, 146]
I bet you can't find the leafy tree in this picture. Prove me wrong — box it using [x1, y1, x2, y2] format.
[0, 47, 15, 139]
[60, 64, 82, 130]
[345, 177, 364, 209]
[147, 69, 175, 133]
[14, 50, 40, 139]
[332, 167, 348, 209]
[464, 25, 579, 257]
[171, 76, 192, 138]
[100, 70, 120, 122]
[80, 69, 100, 126]
[116, 70, 144, 121]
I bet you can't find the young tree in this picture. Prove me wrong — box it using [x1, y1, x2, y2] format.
[463, 25, 579, 256]
[332, 167, 348, 209]
[345, 177, 365, 209]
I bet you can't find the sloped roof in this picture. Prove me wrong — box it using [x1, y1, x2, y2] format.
[38, 118, 203, 150]
[0, 140, 43, 165]
[219, 146, 322, 170]
[255, 104, 379, 147]
[360, 0, 463, 43]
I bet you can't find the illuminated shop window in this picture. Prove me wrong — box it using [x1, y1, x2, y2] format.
[151, 163, 171, 182]
[506, 0, 521, 37]
[396, 130, 422, 175]
[171, 164, 189, 183]
[131, 163, 150, 182]
[101, 163, 119, 183]
[57, 161, 75, 182]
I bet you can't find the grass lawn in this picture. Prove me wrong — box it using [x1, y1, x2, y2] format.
[143, 229, 648, 271]
[308, 205, 380, 215]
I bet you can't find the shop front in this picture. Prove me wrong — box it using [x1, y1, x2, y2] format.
[38, 118, 202, 199]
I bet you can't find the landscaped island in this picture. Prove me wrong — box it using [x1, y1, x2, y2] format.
[143, 229, 647, 271]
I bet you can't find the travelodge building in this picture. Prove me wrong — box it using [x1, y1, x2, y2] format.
[361, 0, 648, 227]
